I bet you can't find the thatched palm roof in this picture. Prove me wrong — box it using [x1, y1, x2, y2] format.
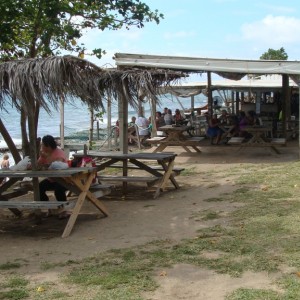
[0, 55, 184, 114]
[0, 55, 185, 200]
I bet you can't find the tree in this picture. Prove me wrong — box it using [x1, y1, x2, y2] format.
[0, 0, 163, 158]
[260, 47, 288, 60]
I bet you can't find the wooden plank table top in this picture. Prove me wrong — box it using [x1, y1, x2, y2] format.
[241, 126, 281, 154]
[0, 167, 97, 178]
[73, 152, 179, 198]
[151, 125, 203, 153]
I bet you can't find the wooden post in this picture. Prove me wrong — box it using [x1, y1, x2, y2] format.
[107, 95, 112, 150]
[282, 74, 289, 138]
[27, 104, 39, 202]
[150, 96, 157, 137]
[89, 105, 94, 149]
[118, 90, 128, 154]
[191, 95, 195, 112]
[207, 72, 213, 116]
[60, 96, 64, 149]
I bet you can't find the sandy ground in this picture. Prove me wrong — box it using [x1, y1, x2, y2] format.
[0, 140, 299, 299]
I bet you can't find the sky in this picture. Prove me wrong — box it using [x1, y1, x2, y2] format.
[76, 0, 300, 73]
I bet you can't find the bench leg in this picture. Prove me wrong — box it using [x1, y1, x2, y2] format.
[154, 159, 177, 199]
[191, 145, 201, 152]
[62, 172, 108, 238]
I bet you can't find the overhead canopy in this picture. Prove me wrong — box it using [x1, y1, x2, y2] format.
[114, 53, 300, 81]
[168, 77, 298, 93]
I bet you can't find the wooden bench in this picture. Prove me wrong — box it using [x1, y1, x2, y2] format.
[227, 137, 245, 145]
[270, 138, 286, 146]
[0, 184, 112, 212]
[0, 188, 32, 201]
[89, 184, 113, 198]
[0, 200, 76, 211]
[155, 136, 205, 146]
[146, 137, 166, 144]
[97, 175, 160, 187]
[106, 164, 185, 176]
[147, 135, 204, 153]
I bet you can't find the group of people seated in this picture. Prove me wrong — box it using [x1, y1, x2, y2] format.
[205, 109, 261, 145]
[116, 107, 187, 145]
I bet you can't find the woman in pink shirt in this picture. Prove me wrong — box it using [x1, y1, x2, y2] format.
[38, 135, 68, 203]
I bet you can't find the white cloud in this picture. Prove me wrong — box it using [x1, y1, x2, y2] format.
[241, 15, 300, 44]
[163, 30, 196, 40]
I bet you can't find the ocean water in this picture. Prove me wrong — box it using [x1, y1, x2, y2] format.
[0, 93, 208, 164]
[1, 94, 208, 140]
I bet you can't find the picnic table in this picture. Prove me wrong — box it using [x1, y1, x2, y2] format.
[0, 167, 109, 238]
[227, 126, 286, 154]
[147, 125, 205, 153]
[73, 151, 181, 198]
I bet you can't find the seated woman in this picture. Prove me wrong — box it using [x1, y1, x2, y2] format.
[206, 114, 224, 144]
[128, 116, 137, 144]
[174, 109, 184, 124]
[238, 111, 250, 137]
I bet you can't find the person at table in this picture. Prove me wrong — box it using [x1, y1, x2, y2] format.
[155, 111, 166, 128]
[238, 111, 250, 137]
[155, 111, 166, 136]
[218, 109, 229, 125]
[174, 109, 184, 124]
[0, 153, 10, 185]
[162, 107, 168, 117]
[206, 113, 224, 144]
[1, 153, 10, 169]
[247, 110, 259, 126]
[128, 116, 137, 144]
[136, 113, 150, 138]
[164, 109, 173, 125]
[37, 135, 68, 204]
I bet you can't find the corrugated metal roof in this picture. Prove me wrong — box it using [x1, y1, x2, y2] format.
[114, 53, 300, 76]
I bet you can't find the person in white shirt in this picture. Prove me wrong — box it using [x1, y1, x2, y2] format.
[136, 114, 150, 137]
[164, 109, 173, 125]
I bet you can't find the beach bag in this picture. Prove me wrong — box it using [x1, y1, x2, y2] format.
[10, 156, 31, 171]
[48, 161, 69, 170]
[79, 156, 97, 183]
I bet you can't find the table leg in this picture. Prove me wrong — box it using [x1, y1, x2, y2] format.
[191, 145, 202, 153]
[62, 172, 107, 238]
[182, 146, 192, 152]
[159, 160, 180, 189]
[153, 143, 167, 153]
[154, 158, 176, 199]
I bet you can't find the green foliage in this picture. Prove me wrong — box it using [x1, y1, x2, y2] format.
[260, 47, 288, 60]
[0, 0, 164, 61]
[0, 262, 21, 270]
[0, 289, 29, 300]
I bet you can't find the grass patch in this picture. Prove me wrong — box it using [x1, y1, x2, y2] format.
[0, 276, 29, 300]
[180, 167, 197, 176]
[0, 262, 21, 270]
[0, 289, 29, 300]
[226, 288, 281, 300]
[5, 160, 300, 299]
[204, 197, 225, 202]
[40, 259, 80, 270]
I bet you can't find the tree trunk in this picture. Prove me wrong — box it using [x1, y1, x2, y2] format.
[0, 118, 22, 163]
[21, 107, 30, 157]
[89, 105, 94, 149]
[27, 100, 39, 202]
